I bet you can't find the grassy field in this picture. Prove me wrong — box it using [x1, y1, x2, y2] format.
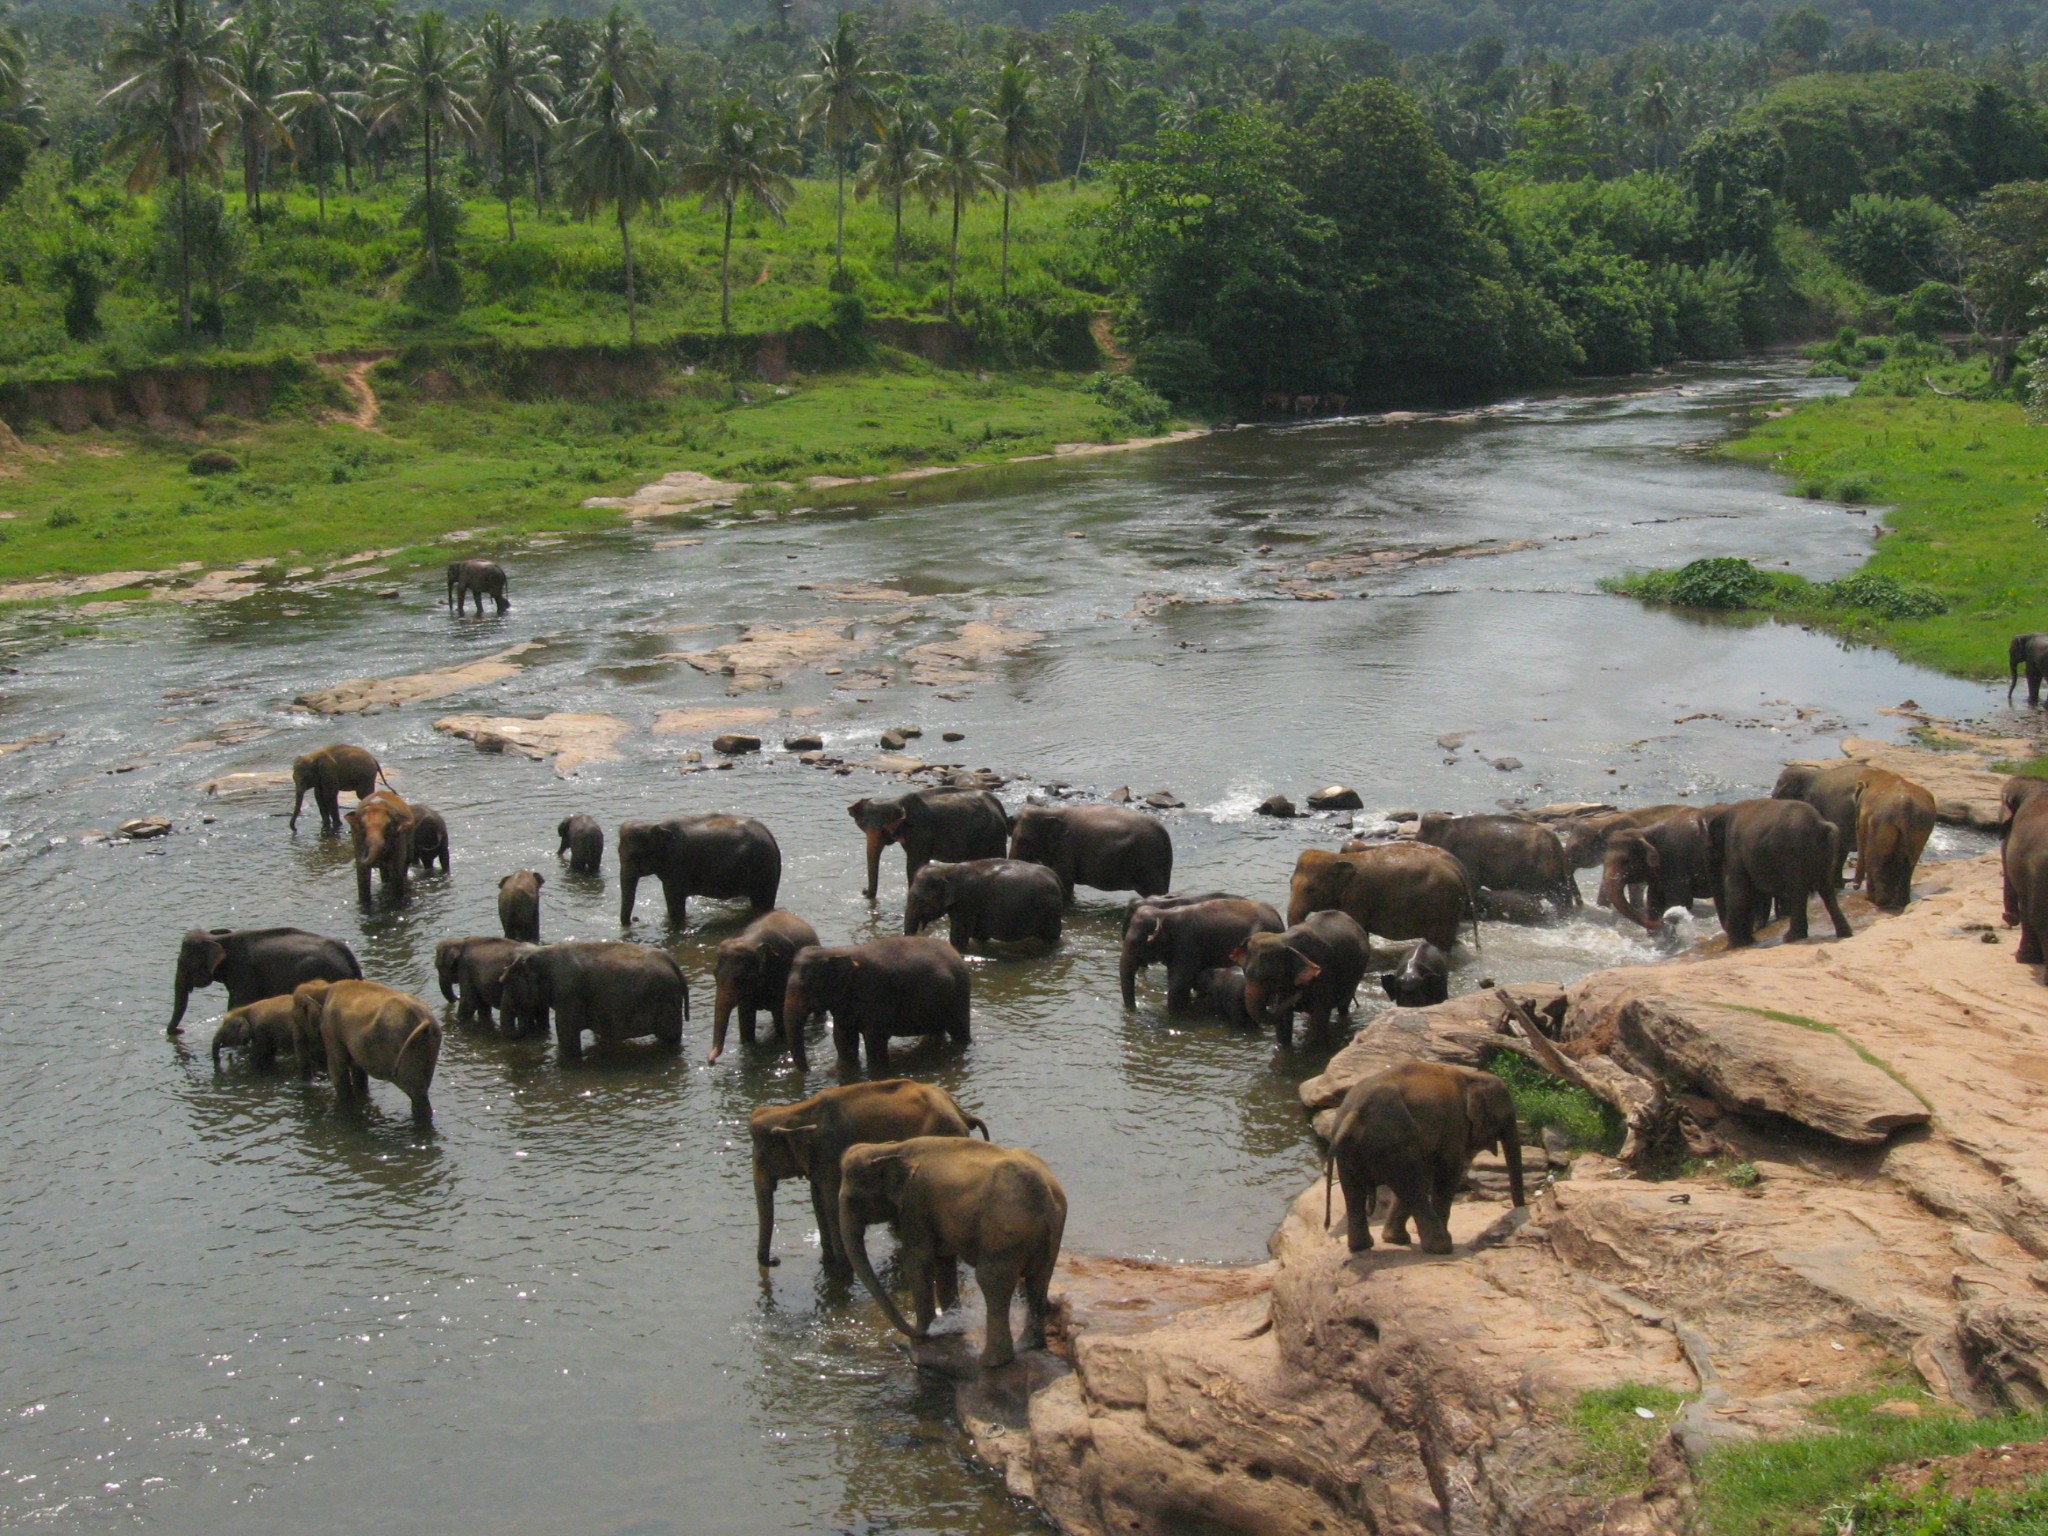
[0, 354, 1165, 585]
[1608, 387, 2048, 680]
[0, 167, 1108, 380]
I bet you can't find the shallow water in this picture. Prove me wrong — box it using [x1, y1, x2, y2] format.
[0, 361, 2009, 1534]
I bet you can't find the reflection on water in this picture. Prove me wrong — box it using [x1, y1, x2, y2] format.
[0, 361, 2008, 1534]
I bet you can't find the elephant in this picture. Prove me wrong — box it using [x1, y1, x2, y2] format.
[1118, 891, 1237, 935]
[1855, 770, 1936, 910]
[168, 925, 361, 1037]
[1119, 895, 1283, 1009]
[1703, 799, 1854, 948]
[749, 1079, 988, 1271]
[2003, 795, 2048, 978]
[292, 979, 441, 1128]
[499, 941, 691, 1062]
[839, 1136, 1067, 1370]
[904, 859, 1064, 951]
[849, 789, 1010, 899]
[289, 743, 381, 833]
[447, 558, 509, 616]
[617, 813, 781, 928]
[1195, 966, 1257, 1029]
[1008, 804, 1173, 900]
[2002, 778, 2048, 924]
[708, 909, 821, 1064]
[781, 935, 971, 1075]
[211, 996, 314, 1074]
[1599, 809, 1715, 932]
[1288, 845, 1477, 953]
[1558, 804, 1694, 875]
[434, 935, 539, 1032]
[1323, 1061, 1526, 1255]
[1237, 910, 1372, 1048]
[1414, 813, 1579, 910]
[557, 814, 604, 875]
[498, 869, 544, 942]
[1380, 941, 1450, 1007]
[348, 790, 416, 904]
[409, 807, 450, 873]
[1772, 763, 1873, 888]
[2010, 633, 2048, 707]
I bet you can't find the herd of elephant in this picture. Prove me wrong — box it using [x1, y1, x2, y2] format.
[182, 733, 2017, 1372]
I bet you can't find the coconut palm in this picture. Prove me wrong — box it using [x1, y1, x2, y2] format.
[680, 97, 797, 328]
[855, 96, 929, 276]
[592, 4, 654, 105]
[0, 19, 28, 113]
[1631, 76, 1675, 170]
[983, 57, 1058, 300]
[798, 12, 895, 278]
[473, 11, 557, 240]
[227, 14, 292, 220]
[913, 104, 998, 319]
[280, 34, 359, 227]
[370, 10, 480, 274]
[1065, 33, 1121, 182]
[101, 0, 244, 337]
[563, 67, 663, 342]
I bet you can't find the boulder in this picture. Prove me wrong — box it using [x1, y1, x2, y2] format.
[942, 731, 965, 743]
[879, 728, 908, 750]
[1306, 785, 1363, 811]
[1107, 786, 1131, 803]
[713, 733, 762, 756]
[1493, 756, 1524, 772]
[1144, 790, 1183, 809]
[784, 733, 824, 752]
[1255, 795, 1297, 818]
[1613, 995, 1928, 1146]
[117, 816, 172, 839]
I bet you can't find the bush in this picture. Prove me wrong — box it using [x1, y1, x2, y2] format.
[1666, 556, 1772, 609]
[1485, 1049, 1624, 1153]
[1086, 371, 1173, 434]
[1819, 572, 1947, 618]
[1894, 281, 1961, 340]
[1133, 332, 1218, 403]
[1828, 194, 1958, 296]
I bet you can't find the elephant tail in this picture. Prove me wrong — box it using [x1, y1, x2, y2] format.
[376, 766, 399, 796]
[965, 1114, 991, 1140]
[1323, 1144, 1335, 1230]
[393, 1016, 437, 1078]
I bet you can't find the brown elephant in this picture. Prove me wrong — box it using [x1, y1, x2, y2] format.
[1772, 762, 1873, 888]
[211, 996, 313, 1074]
[2005, 794, 2048, 979]
[1120, 895, 1282, 1009]
[749, 1079, 987, 1270]
[839, 1136, 1066, 1370]
[617, 813, 781, 928]
[2002, 777, 2048, 924]
[2010, 633, 2048, 708]
[447, 558, 509, 616]
[781, 935, 971, 1076]
[434, 935, 538, 1032]
[1558, 804, 1693, 875]
[708, 908, 821, 1064]
[1288, 844, 1477, 952]
[557, 814, 604, 875]
[1854, 770, 1936, 910]
[290, 743, 381, 833]
[1237, 910, 1371, 1048]
[167, 925, 361, 1036]
[1323, 1061, 1526, 1255]
[292, 978, 441, 1128]
[348, 790, 416, 904]
[409, 807, 450, 873]
[1414, 813, 1578, 910]
[499, 941, 690, 1062]
[1008, 804, 1173, 899]
[1703, 799, 1853, 947]
[849, 789, 1010, 899]
[498, 869, 544, 942]
[1599, 809, 1715, 932]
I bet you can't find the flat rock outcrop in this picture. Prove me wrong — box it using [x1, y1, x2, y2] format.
[432, 712, 628, 775]
[296, 643, 539, 714]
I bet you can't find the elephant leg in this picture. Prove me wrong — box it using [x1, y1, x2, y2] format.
[975, 1261, 1020, 1369]
[738, 1006, 757, 1046]
[556, 1005, 584, 1063]
[949, 1000, 970, 1047]
[1722, 880, 1755, 948]
[1305, 1004, 1333, 1040]
[2019, 917, 2042, 965]
[326, 1038, 353, 1099]
[1275, 1010, 1296, 1050]
[1336, 1157, 1377, 1253]
[935, 1257, 960, 1313]
[949, 916, 971, 952]
[318, 786, 340, 831]
[813, 1174, 849, 1273]
[1020, 1247, 1054, 1351]
[1818, 883, 1854, 939]
[409, 1088, 432, 1128]
[1165, 954, 1200, 1010]
[1381, 1194, 1414, 1246]
[1783, 888, 1812, 941]
[351, 1063, 370, 1099]
[833, 1020, 860, 1077]
[2032, 665, 2043, 708]
[493, 594, 508, 616]
[1414, 1166, 1457, 1256]
[661, 878, 687, 927]
[866, 1030, 890, 1074]
[904, 1244, 939, 1336]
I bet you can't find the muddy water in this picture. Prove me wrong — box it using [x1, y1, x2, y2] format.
[0, 361, 2004, 1534]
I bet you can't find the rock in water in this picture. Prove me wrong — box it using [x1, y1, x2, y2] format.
[1255, 795, 1297, 818]
[783, 733, 824, 752]
[712, 733, 762, 756]
[118, 816, 172, 839]
[1307, 785, 1364, 811]
[1144, 790, 1183, 810]
[879, 729, 907, 750]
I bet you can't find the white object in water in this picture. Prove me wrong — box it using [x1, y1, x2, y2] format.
[1654, 908, 1696, 951]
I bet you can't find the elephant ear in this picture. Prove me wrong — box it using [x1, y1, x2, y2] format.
[1464, 1076, 1515, 1152]
[187, 929, 229, 977]
[774, 1124, 820, 1176]
[1227, 943, 1248, 966]
[1290, 955, 1323, 988]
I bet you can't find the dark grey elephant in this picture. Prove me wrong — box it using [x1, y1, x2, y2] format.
[1772, 763, 1872, 888]
[781, 935, 971, 1075]
[708, 909, 821, 1064]
[1703, 799, 1854, 947]
[1380, 941, 1449, 1007]
[557, 814, 604, 875]
[447, 558, 509, 616]
[168, 926, 361, 1037]
[1120, 895, 1282, 1008]
[1600, 809, 1716, 932]
[617, 813, 781, 927]
[409, 806, 451, 873]
[904, 859, 1064, 950]
[2011, 633, 2048, 707]
[1008, 804, 1173, 899]
[849, 788, 1010, 899]
[499, 940, 690, 1062]
[1414, 812, 1578, 911]
[498, 869, 544, 943]
[434, 935, 539, 1032]
[289, 743, 381, 833]
[1238, 909, 1371, 1048]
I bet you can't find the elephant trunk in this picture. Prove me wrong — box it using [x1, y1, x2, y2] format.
[169, 977, 193, 1036]
[754, 1170, 779, 1267]
[710, 980, 736, 1063]
[863, 826, 885, 900]
[1601, 858, 1656, 931]
[1502, 1128, 1528, 1209]
[1118, 946, 1140, 1009]
[618, 869, 639, 927]
[841, 1212, 921, 1341]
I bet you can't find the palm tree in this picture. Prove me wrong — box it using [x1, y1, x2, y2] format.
[913, 105, 998, 319]
[798, 12, 895, 278]
[280, 34, 359, 227]
[0, 19, 28, 113]
[592, 4, 653, 105]
[564, 67, 663, 342]
[473, 12, 557, 240]
[680, 97, 796, 328]
[370, 10, 479, 275]
[1065, 34, 1121, 182]
[101, 0, 244, 337]
[855, 96, 928, 276]
[227, 15, 292, 220]
[984, 57, 1058, 300]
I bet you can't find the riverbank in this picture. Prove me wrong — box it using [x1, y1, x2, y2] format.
[963, 740, 2048, 1536]
[1609, 389, 2048, 681]
[0, 351, 1185, 604]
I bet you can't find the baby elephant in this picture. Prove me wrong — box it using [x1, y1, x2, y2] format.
[1324, 1061, 1525, 1255]
[709, 908, 821, 1064]
[1194, 966, 1257, 1029]
[435, 935, 539, 1032]
[557, 814, 604, 875]
[1380, 941, 1449, 1007]
[211, 996, 314, 1074]
[447, 558, 509, 616]
[903, 858, 1064, 950]
[292, 979, 442, 1128]
[410, 807, 451, 873]
[1237, 910, 1371, 1048]
[498, 870, 544, 942]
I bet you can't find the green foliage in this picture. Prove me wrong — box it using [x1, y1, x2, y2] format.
[1828, 1477, 2048, 1535]
[1569, 1384, 1690, 1497]
[1818, 572, 1948, 619]
[1132, 332, 1217, 404]
[1667, 556, 1772, 609]
[1086, 370, 1172, 434]
[1828, 194, 1958, 295]
[1896, 281, 1962, 339]
[1484, 1049, 1623, 1154]
[0, 120, 28, 208]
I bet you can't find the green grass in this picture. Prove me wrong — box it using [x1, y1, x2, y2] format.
[0, 353, 1169, 583]
[1609, 382, 2048, 679]
[1699, 1381, 2048, 1536]
[1992, 756, 2048, 779]
[1484, 1048, 1626, 1154]
[1568, 1383, 1692, 1496]
[1826, 1477, 2048, 1535]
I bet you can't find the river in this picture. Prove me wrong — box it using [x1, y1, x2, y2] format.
[0, 360, 2005, 1534]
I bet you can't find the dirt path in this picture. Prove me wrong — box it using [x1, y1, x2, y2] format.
[1089, 312, 1130, 373]
[317, 350, 395, 431]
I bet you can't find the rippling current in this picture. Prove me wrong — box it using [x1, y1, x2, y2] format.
[0, 361, 2008, 1533]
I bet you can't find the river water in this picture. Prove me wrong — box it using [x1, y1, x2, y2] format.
[0, 361, 2006, 1534]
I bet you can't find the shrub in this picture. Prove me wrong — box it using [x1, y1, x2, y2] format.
[1665, 556, 1772, 609]
[1485, 1050, 1624, 1153]
[1133, 332, 1217, 403]
[1086, 371, 1173, 434]
[1818, 572, 1947, 618]
[1894, 281, 1961, 340]
[1828, 194, 1958, 296]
